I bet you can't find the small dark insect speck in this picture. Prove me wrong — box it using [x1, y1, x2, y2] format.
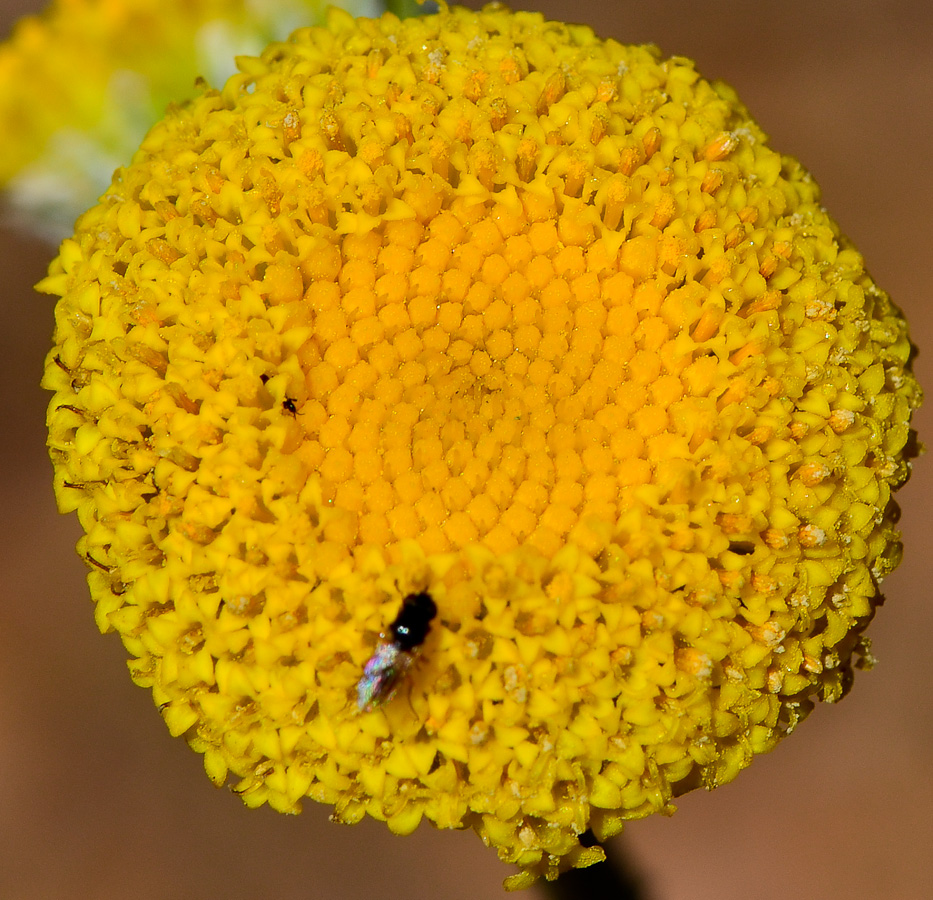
[282, 397, 298, 414]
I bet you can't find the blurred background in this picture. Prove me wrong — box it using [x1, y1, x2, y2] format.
[1, 1, 931, 897]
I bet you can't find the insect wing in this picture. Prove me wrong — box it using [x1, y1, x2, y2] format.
[356, 642, 413, 711]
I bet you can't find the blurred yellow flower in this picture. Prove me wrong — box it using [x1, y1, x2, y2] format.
[0, 0, 383, 239]
[41, 3, 920, 889]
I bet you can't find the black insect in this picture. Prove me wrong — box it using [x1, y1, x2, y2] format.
[356, 592, 437, 711]
[282, 397, 298, 414]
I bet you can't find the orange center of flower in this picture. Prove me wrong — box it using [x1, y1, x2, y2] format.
[287, 202, 648, 559]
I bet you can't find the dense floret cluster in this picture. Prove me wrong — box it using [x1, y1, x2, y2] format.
[42, 5, 919, 887]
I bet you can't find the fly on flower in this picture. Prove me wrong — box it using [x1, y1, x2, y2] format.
[356, 591, 437, 712]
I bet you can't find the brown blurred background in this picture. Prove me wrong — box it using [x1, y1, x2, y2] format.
[2, 1, 931, 898]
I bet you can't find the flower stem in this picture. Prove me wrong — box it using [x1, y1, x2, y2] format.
[540, 836, 644, 900]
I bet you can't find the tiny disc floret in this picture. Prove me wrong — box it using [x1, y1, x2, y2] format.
[42, 4, 920, 888]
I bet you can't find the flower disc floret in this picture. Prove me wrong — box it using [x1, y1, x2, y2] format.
[41, 4, 920, 888]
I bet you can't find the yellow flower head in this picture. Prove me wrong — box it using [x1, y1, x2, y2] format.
[0, 0, 382, 238]
[41, 4, 920, 888]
